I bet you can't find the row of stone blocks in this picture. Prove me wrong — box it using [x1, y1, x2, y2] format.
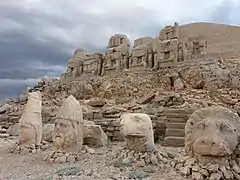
[88, 107, 194, 147]
[163, 108, 193, 147]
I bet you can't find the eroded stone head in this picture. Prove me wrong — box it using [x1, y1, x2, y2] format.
[120, 113, 155, 152]
[53, 95, 83, 153]
[19, 91, 42, 146]
[185, 106, 240, 160]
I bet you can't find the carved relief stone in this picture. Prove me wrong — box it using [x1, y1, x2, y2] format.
[185, 106, 240, 164]
[53, 95, 84, 153]
[82, 53, 103, 76]
[130, 37, 154, 70]
[184, 36, 207, 60]
[102, 34, 130, 75]
[155, 22, 182, 69]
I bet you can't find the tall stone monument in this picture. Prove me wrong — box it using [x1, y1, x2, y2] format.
[102, 34, 131, 75]
[19, 91, 42, 146]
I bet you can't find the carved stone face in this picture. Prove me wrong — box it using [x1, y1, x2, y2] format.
[185, 107, 240, 159]
[53, 118, 78, 152]
[19, 123, 36, 145]
[192, 118, 238, 156]
[120, 113, 155, 152]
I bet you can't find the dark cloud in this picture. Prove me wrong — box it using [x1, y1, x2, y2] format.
[0, 0, 239, 100]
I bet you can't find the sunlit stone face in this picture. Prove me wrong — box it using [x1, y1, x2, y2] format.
[185, 106, 240, 164]
[53, 118, 79, 153]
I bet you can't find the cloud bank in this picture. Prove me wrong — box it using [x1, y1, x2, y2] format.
[0, 0, 239, 100]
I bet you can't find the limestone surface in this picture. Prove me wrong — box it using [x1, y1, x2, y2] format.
[19, 91, 42, 146]
[53, 95, 84, 153]
[120, 113, 155, 152]
[185, 106, 240, 159]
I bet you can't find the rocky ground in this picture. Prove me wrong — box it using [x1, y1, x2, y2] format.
[0, 138, 185, 180]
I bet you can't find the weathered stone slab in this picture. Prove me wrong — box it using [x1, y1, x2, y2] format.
[6, 123, 19, 136]
[83, 124, 108, 147]
[163, 108, 186, 114]
[88, 99, 106, 107]
[166, 129, 185, 137]
[137, 93, 156, 104]
[166, 123, 186, 129]
[0, 104, 10, 114]
[166, 117, 188, 123]
[164, 113, 187, 118]
[164, 136, 185, 147]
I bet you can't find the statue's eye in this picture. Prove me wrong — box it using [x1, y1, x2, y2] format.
[197, 123, 205, 130]
[219, 123, 232, 132]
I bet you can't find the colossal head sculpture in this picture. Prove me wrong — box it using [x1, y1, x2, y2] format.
[19, 91, 42, 146]
[53, 95, 84, 153]
[185, 106, 240, 164]
[107, 34, 130, 48]
[120, 113, 155, 152]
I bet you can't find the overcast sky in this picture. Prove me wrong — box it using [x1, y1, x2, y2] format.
[0, 0, 239, 101]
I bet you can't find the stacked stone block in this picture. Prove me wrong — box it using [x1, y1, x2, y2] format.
[163, 108, 192, 147]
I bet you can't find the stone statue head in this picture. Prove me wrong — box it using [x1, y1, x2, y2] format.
[120, 113, 155, 152]
[185, 106, 240, 160]
[53, 95, 83, 153]
[19, 91, 42, 146]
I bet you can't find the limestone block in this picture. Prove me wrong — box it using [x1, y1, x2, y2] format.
[132, 46, 148, 57]
[0, 103, 10, 114]
[164, 136, 185, 147]
[6, 123, 19, 136]
[19, 91, 42, 146]
[185, 106, 240, 159]
[53, 95, 84, 153]
[83, 124, 108, 147]
[137, 92, 156, 104]
[107, 34, 130, 48]
[166, 129, 185, 137]
[134, 37, 153, 47]
[120, 113, 155, 152]
[42, 123, 55, 142]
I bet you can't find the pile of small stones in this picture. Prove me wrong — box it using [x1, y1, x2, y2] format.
[43, 145, 95, 164]
[113, 147, 171, 167]
[172, 155, 240, 180]
[8, 141, 51, 154]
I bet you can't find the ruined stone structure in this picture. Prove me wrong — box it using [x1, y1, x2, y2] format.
[155, 22, 184, 69]
[82, 53, 103, 76]
[60, 22, 208, 82]
[184, 36, 207, 60]
[102, 34, 131, 75]
[130, 37, 154, 70]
